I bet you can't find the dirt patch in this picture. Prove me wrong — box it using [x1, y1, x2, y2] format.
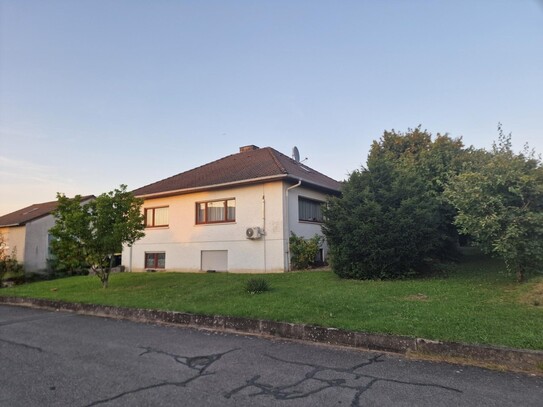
[519, 282, 543, 307]
[404, 293, 429, 302]
[407, 350, 543, 376]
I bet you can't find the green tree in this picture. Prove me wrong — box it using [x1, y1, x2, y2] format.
[323, 157, 441, 279]
[50, 185, 145, 287]
[323, 127, 470, 280]
[367, 127, 467, 260]
[49, 195, 90, 274]
[445, 127, 543, 282]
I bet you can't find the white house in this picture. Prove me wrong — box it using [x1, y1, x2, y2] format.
[0, 196, 94, 273]
[124, 145, 341, 273]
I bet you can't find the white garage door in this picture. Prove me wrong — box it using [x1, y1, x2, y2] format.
[201, 250, 228, 272]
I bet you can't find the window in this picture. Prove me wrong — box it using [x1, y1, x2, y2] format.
[145, 252, 165, 269]
[47, 233, 54, 256]
[196, 199, 235, 224]
[145, 207, 169, 227]
[298, 197, 324, 223]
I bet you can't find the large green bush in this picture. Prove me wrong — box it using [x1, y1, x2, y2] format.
[323, 157, 441, 279]
[322, 128, 471, 280]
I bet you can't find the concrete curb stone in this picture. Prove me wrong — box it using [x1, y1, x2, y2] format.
[2, 296, 542, 373]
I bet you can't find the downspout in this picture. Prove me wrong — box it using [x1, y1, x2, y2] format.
[262, 187, 266, 273]
[129, 245, 133, 272]
[285, 179, 302, 271]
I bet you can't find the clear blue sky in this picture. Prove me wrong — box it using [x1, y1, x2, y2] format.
[1, 1, 542, 215]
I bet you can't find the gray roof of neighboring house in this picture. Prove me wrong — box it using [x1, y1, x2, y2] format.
[0, 196, 95, 227]
[132, 146, 342, 198]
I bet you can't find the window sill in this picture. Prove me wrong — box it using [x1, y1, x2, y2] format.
[298, 220, 324, 225]
[195, 222, 237, 226]
[145, 226, 169, 229]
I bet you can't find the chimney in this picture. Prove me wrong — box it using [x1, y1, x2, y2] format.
[239, 145, 259, 153]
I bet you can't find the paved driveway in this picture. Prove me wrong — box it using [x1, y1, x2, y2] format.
[1, 305, 542, 406]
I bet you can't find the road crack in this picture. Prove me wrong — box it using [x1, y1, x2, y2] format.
[0, 337, 44, 352]
[224, 353, 462, 406]
[84, 347, 239, 406]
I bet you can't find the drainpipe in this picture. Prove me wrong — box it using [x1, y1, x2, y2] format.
[262, 188, 266, 273]
[129, 245, 133, 272]
[285, 179, 302, 271]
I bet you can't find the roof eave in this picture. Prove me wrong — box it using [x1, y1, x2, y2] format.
[0, 212, 54, 228]
[285, 176, 341, 195]
[0, 196, 94, 227]
[136, 174, 341, 200]
[0, 223, 23, 228]
[135, 174, 290, 199]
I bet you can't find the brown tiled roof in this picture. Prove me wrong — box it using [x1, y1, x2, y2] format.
[0, 195, 95, 227]
[132, 147, 341, 197]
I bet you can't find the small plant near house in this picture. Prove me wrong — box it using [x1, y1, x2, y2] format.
[289, 232, 323, 270]
[245, 278, 270, 294]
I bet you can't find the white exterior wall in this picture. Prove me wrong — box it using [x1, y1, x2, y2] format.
[23, 215, 56, 272]
[124, 181, 287, 273]
[0, 226, 26, 264]
[123, 181, 335, 273]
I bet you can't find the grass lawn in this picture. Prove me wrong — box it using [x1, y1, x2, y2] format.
[2, 249, 542, 350]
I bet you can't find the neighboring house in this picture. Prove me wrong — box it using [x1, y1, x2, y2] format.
[124, 145, 341, 273]
[0, 196, 94, 273]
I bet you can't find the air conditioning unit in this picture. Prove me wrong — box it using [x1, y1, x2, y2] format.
[246, 227, 263, 239]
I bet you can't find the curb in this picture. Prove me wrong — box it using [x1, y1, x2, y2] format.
[2, 296, 542, 373]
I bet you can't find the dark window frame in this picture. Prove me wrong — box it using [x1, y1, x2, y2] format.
[144, 206, 169, 228]
[196, 198, 236, 224]
[298, 197, 324, 223]
[145, 252, 165, 269]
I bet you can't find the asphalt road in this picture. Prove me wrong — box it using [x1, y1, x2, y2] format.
[1, 305, 542, 406]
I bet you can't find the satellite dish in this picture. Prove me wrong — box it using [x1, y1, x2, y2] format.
[292, 146, 300, 162]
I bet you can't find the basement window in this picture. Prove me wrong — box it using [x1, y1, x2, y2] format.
[145, 252, 165, 269]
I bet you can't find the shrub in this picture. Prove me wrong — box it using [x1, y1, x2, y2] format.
[323, 161, 441, 280]
[0, 233, 25, 284]
[245, 278, 270, 294]
[289, 233, 323, 270]
[47, 256, 90, 277]
[0, 248, 24, 284]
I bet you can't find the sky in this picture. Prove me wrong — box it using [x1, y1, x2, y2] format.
[1, 0, 542, 215]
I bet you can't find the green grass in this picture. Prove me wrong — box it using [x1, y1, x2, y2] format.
[2, 250, 542, 350]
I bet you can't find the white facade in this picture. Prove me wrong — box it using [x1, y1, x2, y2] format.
[0, 214, 55, 273]
[123, 180, 330, 273]
[23, 215, 56, 272]
[0, 226, 26, 264]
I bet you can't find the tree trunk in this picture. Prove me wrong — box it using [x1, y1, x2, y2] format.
[98, 255, 116, 288]
[98, 266, 110, 289]
[516, 267, 524, 283]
